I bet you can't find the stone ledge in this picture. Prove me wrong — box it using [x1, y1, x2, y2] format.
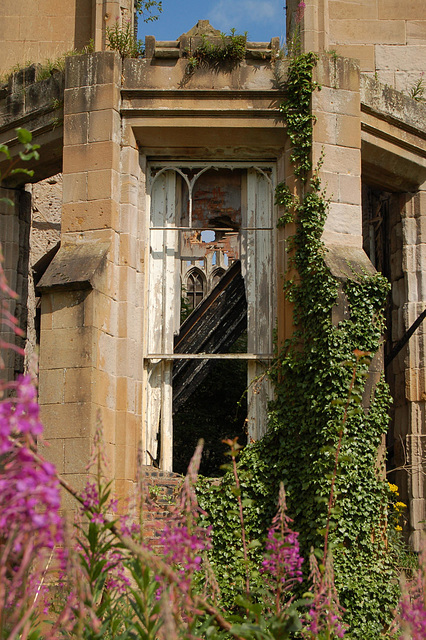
[360, 74, 426, 136]
[37, 242, 109, 291]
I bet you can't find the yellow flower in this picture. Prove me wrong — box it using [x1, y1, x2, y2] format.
[395, 501, 407, 509]
[395, 525, 402, 531]
[388, 483, 399, 495]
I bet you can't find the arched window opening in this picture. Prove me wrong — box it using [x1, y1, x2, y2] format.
[211, 268, 225, 290]
[186, 269, 205, 310]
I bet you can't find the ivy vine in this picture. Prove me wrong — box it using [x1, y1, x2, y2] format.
[198, 50, 402, 638]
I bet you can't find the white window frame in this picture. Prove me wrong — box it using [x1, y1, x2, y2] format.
[142, 161, 276, 471]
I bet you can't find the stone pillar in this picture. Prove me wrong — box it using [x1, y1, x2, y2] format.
[313, 54, 362, 251]
[286, 0, 329, 55]
[401, 188, 426, 548]
[38, 51, 142, 505]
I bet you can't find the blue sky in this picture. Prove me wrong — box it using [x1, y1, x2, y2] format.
[137, 0, 285, 44]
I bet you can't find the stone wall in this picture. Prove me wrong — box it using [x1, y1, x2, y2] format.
[0, 0, 135, 77]
[287, 0, 426, 94]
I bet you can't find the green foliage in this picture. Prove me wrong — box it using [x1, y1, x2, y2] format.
[408, 75, 425, 102]
[198, 51, 401, 638]
[278, 52, 319, 180]
[135, 0, 162, 22]
[0, 128, 40, 204]
[0, 42, 95, 85]
[106, 22, 144, 60]
[185, 30, 247, 73]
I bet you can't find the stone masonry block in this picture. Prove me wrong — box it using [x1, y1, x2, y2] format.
[410, 498, 426, 529]
[62, 199, 119, 232]
[40, 402, 91, 440]
[312, 86, 360, 117]
[324, 202, 362, 237]
[87, 169, 120, 202]
[51, 290, 87, 329]
[38, 368, 65, 405]
[115, 444, 136, 481]
[114, 479, 134, 504]
[375, 45, 426, 71]
[64, 366, 93, 403]
[88, 109, 121, 144]
[94, 406, 116, 445]
[413, 190, 426, 218]
[333, 44, 375, 72]
[329, 0, 379, 20]
[64, 437, 92, 474]
[313, 112, 360, 148]
[116, 411, 137, 447]
[40, 326, 95, 369]
[92, 290, 117, 334]
[116, 377, 128, 413]
[63, 112, 88, 146]
[64, 84, 120, 115]
[321, 168, 343, 201]
[119, 233, 137, 268]
[38, 438, 65, 474]
[315, 55, 360, 92]
[93, 368, 117, 409]
[97, 330, 117, 375]
[329, 19, 406, 45]
[63, 141, 120, 174]
[117, 301, 128, 339]
[407, 21, 426, 45]
[120, 177, 139, 206]
[60, 474, 88, 511]
[395, 71, 426, 94]
[119, 203, 138, 235]
[65, 52, 122, 90]
[121, 145, 141, 179]
[315, 143, 361, 176]
[402, 218, 417, 245]
[338, 173, 361, 205]
[62, 172, 88, 204]
[415, 244, 426, 274]
[379, 0, 425, 20]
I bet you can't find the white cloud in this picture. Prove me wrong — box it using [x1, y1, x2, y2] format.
[207, 0, 282, 36]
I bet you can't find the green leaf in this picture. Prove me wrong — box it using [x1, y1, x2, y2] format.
[16, 127, 32, 144]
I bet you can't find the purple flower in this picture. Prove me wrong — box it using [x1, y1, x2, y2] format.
[261, 484, 303, 602]
[296, 1, 306, 24]
[302, 552, 347, 639]
[397, 544, 426, 639]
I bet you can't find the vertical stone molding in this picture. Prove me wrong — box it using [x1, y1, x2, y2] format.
[401, 189, 426, 546]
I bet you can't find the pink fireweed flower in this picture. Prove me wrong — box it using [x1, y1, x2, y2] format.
[159, 522, 211, 576]
[0, 373, 66, 632]
[0, 376, 62, 551]
[261, 484, 303, 609]
[302, 551, 347, 639]
[158, 442, 212, 594]
[296, 1, 306, 24]
[397, 543, 426, 640]
[81, 480, 100, 511]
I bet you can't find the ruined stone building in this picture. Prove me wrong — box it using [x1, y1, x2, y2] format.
[0, 0, 425, 545]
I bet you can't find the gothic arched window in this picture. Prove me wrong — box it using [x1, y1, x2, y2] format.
[186, 269, 205, 310]
[211, 268, 225, 290]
